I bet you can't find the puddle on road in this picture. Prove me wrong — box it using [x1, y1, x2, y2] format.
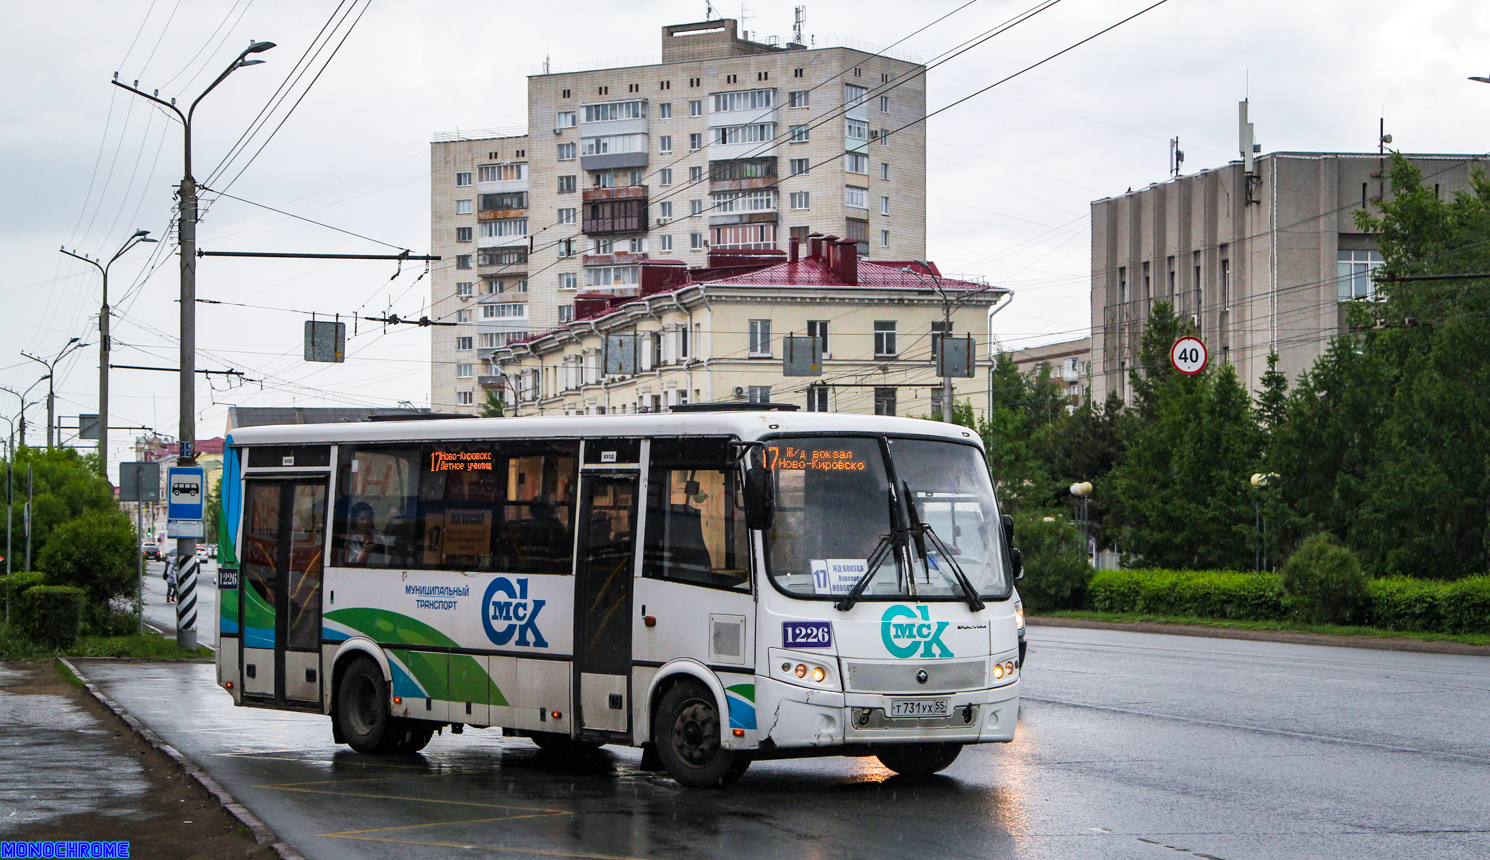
[0, 666, 150, 832]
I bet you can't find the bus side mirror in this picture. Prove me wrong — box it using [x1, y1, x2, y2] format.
[1000, 514, 1013, 548]
[744, 466, 774, 530]
[1009, 547, 1023, 580]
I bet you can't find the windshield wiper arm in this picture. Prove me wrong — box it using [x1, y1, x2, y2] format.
[902, 481, 985, 612]
[834, 531, 897, 611]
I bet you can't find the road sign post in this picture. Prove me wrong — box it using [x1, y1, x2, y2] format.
[1170, 336, 1209, 375]
[120, 462, 161, 635]
[166, 466, 205, 650]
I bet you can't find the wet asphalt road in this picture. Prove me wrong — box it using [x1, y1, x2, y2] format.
[78, 627, 1490, 860]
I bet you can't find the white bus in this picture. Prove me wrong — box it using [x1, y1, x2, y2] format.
[216, 409, 1025, 786]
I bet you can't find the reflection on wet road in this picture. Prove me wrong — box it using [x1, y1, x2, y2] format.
[79, 627, 1490, 859]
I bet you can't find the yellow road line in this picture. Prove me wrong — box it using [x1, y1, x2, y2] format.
[320, 833, 652, 860]
[322, 810, 566, 836]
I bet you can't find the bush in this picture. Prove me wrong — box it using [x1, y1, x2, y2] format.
[1012, 512, 1093, 612]
[1281, 533, 1369, 624]
[1369, 576, 1490, 635]
[1091, 569, 1287, 620]
[0, 571, 46, 607]
[37, 509, 137, 610]
[16, 585, 85, 649]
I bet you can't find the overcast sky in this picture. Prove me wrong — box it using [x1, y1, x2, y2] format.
[4, 0, 1489, 479]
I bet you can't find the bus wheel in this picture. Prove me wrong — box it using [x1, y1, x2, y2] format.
[336, 656, 391, 754]
[380, 719, 435, 754]
[653, 679, 749, 788]
[875, 743, 963, 777]
[530, 732, 602, 754]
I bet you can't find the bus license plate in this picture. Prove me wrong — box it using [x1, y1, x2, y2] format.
[889, 698, 948, 718]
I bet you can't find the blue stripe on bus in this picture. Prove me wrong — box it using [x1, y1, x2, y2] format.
[388, 658, 426, 699]
[726, 692, 757, 730]
[243, 624, 274, 649]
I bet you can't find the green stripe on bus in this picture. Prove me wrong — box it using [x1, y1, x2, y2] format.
[242, 580, 275, 630]
[324, 607, 459, 648]
[726, 683, 755, 703]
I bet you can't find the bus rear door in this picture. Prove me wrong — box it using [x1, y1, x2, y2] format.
[240, 479, 327, 707]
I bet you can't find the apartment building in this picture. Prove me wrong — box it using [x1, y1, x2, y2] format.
[431, 17, 929, 413]
[1090, 148, 1486, 402]
[488, 236, 1005, 419]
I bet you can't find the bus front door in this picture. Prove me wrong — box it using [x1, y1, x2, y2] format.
[572, 473, 638, 739]
[240, 479, 327, 707]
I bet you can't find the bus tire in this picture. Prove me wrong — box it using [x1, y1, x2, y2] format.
[380, 719, 435, 754]
[530, 732, 602, 754]
[653, 678, 750, 788]
[875, 743, 962, 777]
[336, 656, 392, 754]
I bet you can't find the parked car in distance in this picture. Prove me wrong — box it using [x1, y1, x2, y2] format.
[208, 544, 218, 559]
[197, 544, 208, 559]
[141, 542, 161, 560]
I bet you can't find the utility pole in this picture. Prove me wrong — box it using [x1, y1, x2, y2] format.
[115, 39, 275, 652]
[62, 230, 157, 478]
[25, 467, 32, 572]
[22, 339, 84, 448]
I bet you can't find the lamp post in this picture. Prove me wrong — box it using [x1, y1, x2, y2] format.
[115, 41, 274, 650]
[1250, 472, 1278, 571]
[0, 378, 46, 449]
[61, 230, 157, 478]
[1070, 481, 1094, 564]
[21, 338, 87, 448]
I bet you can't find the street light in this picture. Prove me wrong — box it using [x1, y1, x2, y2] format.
[61, 230, 158, 479]
[114, 40, 273, 650]
[1070, 481, 1094, 564]
[0, 376, 47, 449]
[1250, 472, 1278, 571]
[1470, 76, 1490, 84]
[22, 338, 88, 448]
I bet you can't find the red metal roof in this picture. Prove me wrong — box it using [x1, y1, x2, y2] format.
[703, 256, 988, 290]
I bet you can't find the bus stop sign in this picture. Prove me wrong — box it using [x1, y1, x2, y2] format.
[167, 467, 206, 521]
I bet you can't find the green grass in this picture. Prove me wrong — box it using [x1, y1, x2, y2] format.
[53, 658, 84, 687]
[1038, 610, 1490, 647]
[0, 625, 213, 661]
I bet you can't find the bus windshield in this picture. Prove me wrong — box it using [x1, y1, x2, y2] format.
[763, 435, 1011, 601]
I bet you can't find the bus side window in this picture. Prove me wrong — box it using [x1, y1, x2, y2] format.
[643, 438, 749, 591]
[497, 443, 579, 575]
[334, 447, 419, 569]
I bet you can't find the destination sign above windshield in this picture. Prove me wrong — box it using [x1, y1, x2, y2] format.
[765, 445, 867, 472]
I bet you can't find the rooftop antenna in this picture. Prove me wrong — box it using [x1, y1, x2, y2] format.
[793, 5, 806, 45]
[1169, 136, 1184, 178]
[739, 1, 752, 37]
[1239, 98, 1261, 204]
[705, 0, 718, 20]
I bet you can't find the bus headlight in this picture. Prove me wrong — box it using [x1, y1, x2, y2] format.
[812, 666, 826, 683]
[993, 664, 1004, 680]
[795, 664, 807, 678]
[1015, 601, 1025, 632]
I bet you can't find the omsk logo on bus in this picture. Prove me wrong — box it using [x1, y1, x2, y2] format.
[481, 577, 548, 648]
[881, 605, 952, 659]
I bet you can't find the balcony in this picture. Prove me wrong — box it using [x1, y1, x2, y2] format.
[582, 251, 649, 266]
[478, 374, 505, 389]
[583, 198, 649, 236]
[582, 185, 648, 202]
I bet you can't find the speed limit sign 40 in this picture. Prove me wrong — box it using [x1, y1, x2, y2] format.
[1170, 336, 1208, 375]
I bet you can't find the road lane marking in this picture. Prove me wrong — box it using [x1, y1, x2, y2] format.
[318, 832, 652, 860]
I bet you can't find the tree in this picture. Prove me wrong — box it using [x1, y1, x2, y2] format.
[480, 389, 506, 418]
[37, 508, 137, 611]
[2, 447, 116, 556]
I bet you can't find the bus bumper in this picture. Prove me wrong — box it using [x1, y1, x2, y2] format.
[755, 676, 1019, 750]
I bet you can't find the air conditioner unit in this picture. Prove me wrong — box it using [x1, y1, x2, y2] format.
[655, 217, 671, 227]
[733, 386, 746, 397]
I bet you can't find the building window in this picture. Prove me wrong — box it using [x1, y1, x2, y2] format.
[794, 68, 803, 78]
[478, 333, 499, 348]
[806, 386, 828, 412]
[880, 196, 890, 215]
[790, 225, 811, 244]
[582, 133, 648, 156]
[456, 363, 474, 378]
[456, 281, 474, 297]
[845, 218, 868, 254]
[659, 201, 673, 218]
[807, 320, 829, 354]
[846, 119, 869, 142]
[558, 304, 574, 323]
[557, 142, 576, 160]
[478, 164, 525, 182]
[558, 175, 576, 194]
[790, 157, 810, 176]
[457, 391, 473, 406]
[880, 129, 891, 146]
[456, 226, 473, 243]
[481, 302, 527, 319]
[659, 168, 673, 186]
[711, 189, 777, 213]
[689, 100, 703, 117]
[879, 95, 890, 112]
[456, 171, 472, 186]
[479, 191, 527, 212]
[689, 132, 703, 151]
[789, 90, 809, 108]
[659, 234, 672, 251]
[584, 265, 639, 287]
[845, 186, 868, 209]
[456, 336, 473, 351]
[747, 385, 771, 404]
[690, 232, 704, 250]
[748, 319, 772, 356]
[456, 255, 472, 270]
[582, 100, 645, 122]
[930, 320, 951, 365]
[456, 309, 471, 322]
[689, 165, 703, 183]
[659, 134, 672, 153]
[790, 191, 810, 210]
[1338, 249, 1384, 301]
[456, 199, 473, 214]
[659, 102, 672, 118]
[790, 124, 809, 143]
[846, 153, 869, 174]
[558, 207, 576, 225]
[556, 110, 577, 129]
[880, 163, 890, 180]
[874, 320, 897, 357]
[873, 387, 896, 416]
[561, 88, 572, 99]
[712, 223, 776, 250]
[880, 229, 890, 247]
[690, 199, 704, 216]
[712, 89, 774, 112]
[480, 218, 528, 239]
[845, 83, 868, 107]
[557, 272, 578, 291]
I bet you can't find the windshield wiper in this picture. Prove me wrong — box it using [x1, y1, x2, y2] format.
[903, 481, 985, 612]
[835, 486, 903, 611]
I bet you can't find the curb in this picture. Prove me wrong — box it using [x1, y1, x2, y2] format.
[58, 658, 306, 860]
[1027, 616, 1490, 656]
